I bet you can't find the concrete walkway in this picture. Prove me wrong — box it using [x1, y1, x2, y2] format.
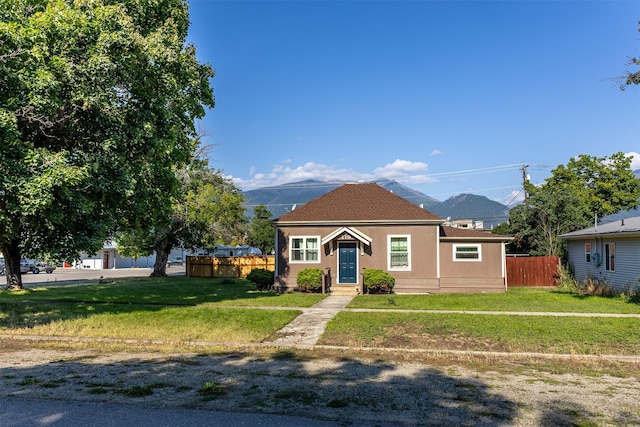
[270, 295, 355, 347]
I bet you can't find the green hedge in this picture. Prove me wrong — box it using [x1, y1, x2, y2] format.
[246, 268, 274, 291]
[363, 269, 395, 294]
[296, 268, 323, 293]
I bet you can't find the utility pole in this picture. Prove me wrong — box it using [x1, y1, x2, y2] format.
[521, 164, 529, 200]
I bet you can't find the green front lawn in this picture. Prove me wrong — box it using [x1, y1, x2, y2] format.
[348, 287, 640, 313]
[2, 280, 639, 355]
[321, 311, 640, 355]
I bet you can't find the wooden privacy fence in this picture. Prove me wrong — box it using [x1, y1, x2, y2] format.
[506, 255, 560, 287]
[187, 255, 275, 278]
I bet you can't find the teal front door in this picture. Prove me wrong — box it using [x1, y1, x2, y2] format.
[339, 243, 357, 284]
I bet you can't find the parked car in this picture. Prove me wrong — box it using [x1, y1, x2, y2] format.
[36, 261, 57, 274]
[20, 259, 39, 274]
[2, 259, 55, 274]
[167, 257, 185, 267]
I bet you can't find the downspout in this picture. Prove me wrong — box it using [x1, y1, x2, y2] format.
[273, 224, 279, 290]
[502, 241, 507, 291]
[436, 225, 441, 288]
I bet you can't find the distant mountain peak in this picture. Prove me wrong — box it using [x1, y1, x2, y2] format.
[243, 179, 509, 227]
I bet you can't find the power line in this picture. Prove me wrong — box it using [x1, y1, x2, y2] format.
[422, 163, 523, 178]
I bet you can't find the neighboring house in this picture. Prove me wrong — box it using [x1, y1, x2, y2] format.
[74, 243, 187, 269]
[443, 218, 485, 230]
[74, 243, 263, 270]
[272, 183, 512, 294]
[559, 216, 640, 292]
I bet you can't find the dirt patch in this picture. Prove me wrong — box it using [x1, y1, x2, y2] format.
[1, 342, 639, 426]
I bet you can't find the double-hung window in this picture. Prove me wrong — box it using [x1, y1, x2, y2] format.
[453, 244, 481, 261]
[290, 236, 319, 263]
[388, 235, 410, 270]
[605, 243, 615, 271]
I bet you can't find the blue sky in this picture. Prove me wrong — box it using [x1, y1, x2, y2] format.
[187, 0, 640, 204]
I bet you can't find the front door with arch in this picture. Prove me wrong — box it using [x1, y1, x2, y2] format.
[338, 242, 357, 284]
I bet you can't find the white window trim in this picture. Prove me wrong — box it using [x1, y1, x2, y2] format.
[388, 234, 411, 271]
[289, 236, 321, 264]
[453, 243, 482, 262]
[585, 243, 592, 263]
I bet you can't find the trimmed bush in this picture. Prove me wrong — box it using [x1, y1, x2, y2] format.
[296, 268, 323, 293]
[363, 269, 395, 294]
[246, 268, 274, 291]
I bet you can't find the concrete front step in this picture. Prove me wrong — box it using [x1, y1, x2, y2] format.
[330, 286, 359, 296]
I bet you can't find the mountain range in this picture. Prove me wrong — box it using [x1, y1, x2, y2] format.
[243, 179, 511, 228]
[244, 170, 640, 228]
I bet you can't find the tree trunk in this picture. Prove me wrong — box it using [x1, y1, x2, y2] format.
[150, 239, 173, 277]
[1, 240, 23, 290]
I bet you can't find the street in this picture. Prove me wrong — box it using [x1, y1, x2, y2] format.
[0, 397, 353, 427]
[0, 266, 186, 288]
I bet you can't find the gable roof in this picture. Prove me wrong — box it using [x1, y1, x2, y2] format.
[274, 183, 442, 224]
[439, 225, 512, 242]
[321, 226, 373, 246]
[559, 216, 640, 239]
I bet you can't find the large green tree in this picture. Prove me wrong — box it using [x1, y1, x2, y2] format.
[619, 20, 640, 90]
[247, 204, 275, 255]
[0, 0, 214, 289]
[498, 153, 640, 257]
[118, 153, 247, 277]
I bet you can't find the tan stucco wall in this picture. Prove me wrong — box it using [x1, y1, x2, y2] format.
[438, 241, 506, 292]
[275, 224, 439, 291]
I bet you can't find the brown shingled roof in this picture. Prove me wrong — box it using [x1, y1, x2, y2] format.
[275, 183, 442, 223]
[440, 225, 512, 241]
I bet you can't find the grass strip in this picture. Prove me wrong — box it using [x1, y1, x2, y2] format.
[0, 302, 300, 343]
[348, 287, 640, 313]
[320, 311, 640, 355]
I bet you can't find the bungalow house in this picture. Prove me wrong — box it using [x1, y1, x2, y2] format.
[272, 183, 512, 294]
[559, 216, 640, 292]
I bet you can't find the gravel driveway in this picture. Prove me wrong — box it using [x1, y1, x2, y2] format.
[1, 345, 639, 426]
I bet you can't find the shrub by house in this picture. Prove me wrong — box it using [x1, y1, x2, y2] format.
[247, 268, 274, 291]
[297, 268, 323, 293]
[364, 269, 395, 294]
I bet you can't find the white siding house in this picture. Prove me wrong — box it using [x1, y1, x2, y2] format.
[559, 217, 640, 292]
[74, 243, 185, 270]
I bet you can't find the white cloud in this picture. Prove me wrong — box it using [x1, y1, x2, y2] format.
[626, 151, 640, 171]
[229, 161, 372, 190]
[373, 159, 436, 185]
[228, 159, 438, 190]
[373, 159, 428, 177]
[430, 149, 443, 156]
